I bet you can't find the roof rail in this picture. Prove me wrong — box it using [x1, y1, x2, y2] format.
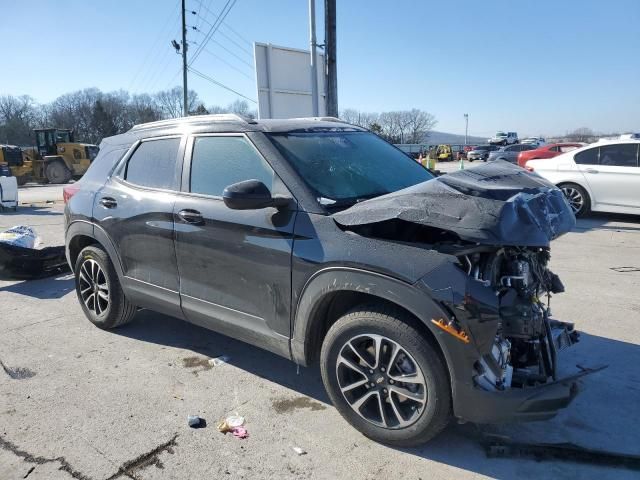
[284, 116, 342, 123]
[129, 113, 254, 132]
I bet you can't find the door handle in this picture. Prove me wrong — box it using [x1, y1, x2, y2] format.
[177, 209, 204, 224]
[99, 197, 117, 208]
[585, 168, 599, 174]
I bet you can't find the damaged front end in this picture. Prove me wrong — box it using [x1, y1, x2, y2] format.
[333, 161, 601, 423]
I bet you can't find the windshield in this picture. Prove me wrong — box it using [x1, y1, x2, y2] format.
[495, 132, 507, 137]
[475, 146, 489, 151]
[267, 131, 434, 205]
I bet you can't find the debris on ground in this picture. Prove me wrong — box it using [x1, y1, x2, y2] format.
[0, 226, 69, 279]
[231, 426, 248, 439]
[208, 355, 230, 367]
[292, 447, 307, 456]
[217, 414, 248, 438]
[187, 415, 206, 428]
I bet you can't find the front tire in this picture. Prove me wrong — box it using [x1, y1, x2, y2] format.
[559, 183, 590, 217]
[320, 305, 451, 447]
[74, 246, 137, 329]
[45, 161, 72, 184]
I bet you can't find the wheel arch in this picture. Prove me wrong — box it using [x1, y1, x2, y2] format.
[66, 221, 124, 279]
[291, 268, 454, 380]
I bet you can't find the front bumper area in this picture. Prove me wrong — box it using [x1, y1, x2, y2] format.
[453, 365, 603, 423]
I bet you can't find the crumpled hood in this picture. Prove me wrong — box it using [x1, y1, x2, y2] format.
[333, 160, 576, 247]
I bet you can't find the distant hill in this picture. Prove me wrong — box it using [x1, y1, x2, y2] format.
[422, 131, 487, 145]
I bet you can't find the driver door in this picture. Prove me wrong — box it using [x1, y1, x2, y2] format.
[173, 134, 297, 356]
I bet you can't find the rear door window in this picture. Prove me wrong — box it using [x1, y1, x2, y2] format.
[125, 137, 181, 190]
[598, 144, 638, 167]
[574, 147, 599, 165]
[189, 136, 275, 197]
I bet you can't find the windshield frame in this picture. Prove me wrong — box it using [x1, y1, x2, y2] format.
[266, 130, 435, 210]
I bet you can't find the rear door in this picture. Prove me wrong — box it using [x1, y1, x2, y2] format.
[94, 135, 185, 318]
[173, 134, 297, 356]
[575, 143, 640, 209]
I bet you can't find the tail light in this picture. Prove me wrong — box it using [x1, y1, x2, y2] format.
[63, 184, 80, 203]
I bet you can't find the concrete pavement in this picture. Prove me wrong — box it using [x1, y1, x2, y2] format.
[1, 203, 639, 479]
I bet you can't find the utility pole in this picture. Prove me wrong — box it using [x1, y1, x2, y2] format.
[464, 113, 469, 145]
[324, 0, 338, 117]
[309, 0, 319, 116]
[181, 0, 188, 117]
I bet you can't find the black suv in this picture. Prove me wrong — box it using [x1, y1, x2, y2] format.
[65, 115, 584, 446]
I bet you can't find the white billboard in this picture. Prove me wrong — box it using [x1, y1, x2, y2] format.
[254, 42, 326, 119]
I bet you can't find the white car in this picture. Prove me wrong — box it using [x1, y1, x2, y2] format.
[521, 137, 546, 147]
[526, 139, 640, 216]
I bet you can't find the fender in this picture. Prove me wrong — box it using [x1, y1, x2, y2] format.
[291, 267, 459, 373]
[65, 220, 125, 280]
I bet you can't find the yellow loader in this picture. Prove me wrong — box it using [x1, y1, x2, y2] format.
[3, 129, 99, 185]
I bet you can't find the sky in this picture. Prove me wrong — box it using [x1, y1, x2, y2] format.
[2, 0, 639, 137]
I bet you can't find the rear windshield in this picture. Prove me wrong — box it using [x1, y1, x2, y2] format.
[267, 131, 434, 205]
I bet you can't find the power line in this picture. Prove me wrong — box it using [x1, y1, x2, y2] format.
[188, 66, 256, 103]
[193, 12, 252, 57]
[189, 0, 237, 67]
[139, 24, 182, 92]
[191, 26, 253, 69]
[128, 0, 181, 92]
[191, 41, 253, 80]
[195, 0, 252, 47]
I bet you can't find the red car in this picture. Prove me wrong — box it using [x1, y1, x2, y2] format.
[517, 143, 583, 168]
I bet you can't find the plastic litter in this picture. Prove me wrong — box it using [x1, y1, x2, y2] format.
[225, 414, 245, 428]
[217, 414, 248, 438]
[0, 226, 68, 279]
[0, 226, 40, 249]
[187, 415, 206, 428]
[231, 426, 248, 439]
[292, 447, 307, 456]
[209, 355, 230, 367]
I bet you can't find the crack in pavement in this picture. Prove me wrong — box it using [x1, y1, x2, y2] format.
[1, 433, 179, 480]
[105, 434, 178, 480]
[0, 435, 92, 480]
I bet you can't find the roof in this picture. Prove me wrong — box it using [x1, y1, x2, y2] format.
[128, 114, 364, 134]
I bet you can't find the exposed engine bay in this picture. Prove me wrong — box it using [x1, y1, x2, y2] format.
[332, 161, 591, 403]
[461, 247, 578, 392]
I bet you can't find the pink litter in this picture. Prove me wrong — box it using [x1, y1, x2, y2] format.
[231, 426, 249, 439]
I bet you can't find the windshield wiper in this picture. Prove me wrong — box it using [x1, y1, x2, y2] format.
[320, 192, 386, 210]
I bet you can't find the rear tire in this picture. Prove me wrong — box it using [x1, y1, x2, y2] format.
[45, 161, 72, 184]
[320, 304, 451, 447]
[74, 246, 137, 329]
[559, 183, 590, 217]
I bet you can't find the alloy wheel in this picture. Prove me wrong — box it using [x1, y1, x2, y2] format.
[561, 186, 584, 214]
[336, 334, 427, 429]
[78, 259, 109, 315]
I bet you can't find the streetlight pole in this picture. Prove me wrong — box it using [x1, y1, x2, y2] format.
[464, 113, 469, 145]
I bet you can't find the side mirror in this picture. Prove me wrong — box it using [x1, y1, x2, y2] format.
[222, 179, 289, 210]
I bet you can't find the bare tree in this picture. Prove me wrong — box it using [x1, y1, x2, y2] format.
[406, 109, 437, 143]
[339, 109, 379, 129]
[128, 93, 163, 125]
[566, 127, 595, 143]
[0, 95, 39, 145]
[155, 86, 199, 118]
